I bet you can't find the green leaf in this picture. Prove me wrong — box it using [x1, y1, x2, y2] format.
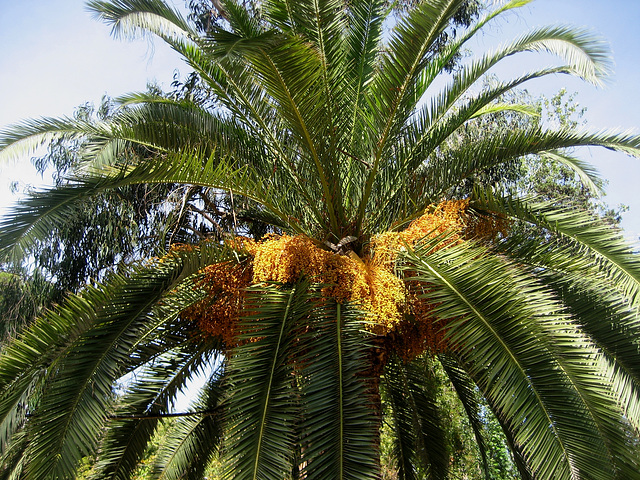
[94, 347, 220, 480]
[298, 299, 379, 480]
[401, 235, 638, 479]
[383, 355, 449, 480]
[153, 374, 225, 480]
[222, 281, 313, 480]
[0, 243, 230, 479]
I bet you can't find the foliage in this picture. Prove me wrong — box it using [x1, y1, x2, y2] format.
[0, 0, 640, 479]
[0, 271, 52, 345]
[515, 88, 626, 223]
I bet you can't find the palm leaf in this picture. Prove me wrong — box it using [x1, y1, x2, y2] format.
[0, 427, 27, 480]
[152, 370, 225, 480]
[426, 127, 640, 202]
[383, 355, 449, 480]
[344, 0, 383, 148]
[475, 192, 640, 304]
[439, 355, 490, 479]
[494, 230, 640, 433]
[222, 281, 313, 480]
[401, 234, 637, 479]
[87, 0, 194, 41]
[0, 243, 230, 479]
[0, 150, 315, 262]
[357, 0, 469, 233]
[0, 115, 111, 164]
[94, 346, 220, 480]
[298, 299, 379, 480]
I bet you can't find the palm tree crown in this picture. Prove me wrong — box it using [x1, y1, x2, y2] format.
[1, 0, 640, 479]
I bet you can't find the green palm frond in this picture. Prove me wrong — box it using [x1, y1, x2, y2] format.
[87, 0, 288, 166]
[469, 102, 540, 119]
[493, 226, 640, 433]
[298, 299, 378, 480]
[208, 30, 346, 233]
[382, 365, 420, 480]
[538, 150, 604, 195]
[439, 355, 490, 479]
[426, 23, 612, 132]
[0, 115, 108, 164]
[413, 0, 532, 102]
[401, 234, 638, 479]
[383, 355, 449, 480]
[542, 270, 640, 433]
[0, 427, 27, 480]
[222, 281, 313, 480]
[217, 0, 263, 37]
[87, 0, 195, 41]
[369, 0, 467, 130]
[94, 347, 220, 480]
[414, 66, 573, 162]
[357, 0, 469, 232]
[475, 192, 640, 304]
[427, 127, 640, 201]
[152, 375, 225, 480]
[344, 0, 383, 147]
[107, 102, 252, 154]
[0, 150, 318, 262]
[0, 243, 231, 479]
[476, 398, 534, 480]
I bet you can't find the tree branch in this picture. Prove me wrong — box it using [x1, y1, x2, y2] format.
[108, 409, 218, 420]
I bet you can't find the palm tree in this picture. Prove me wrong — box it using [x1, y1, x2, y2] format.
[1, 0, 639, 478]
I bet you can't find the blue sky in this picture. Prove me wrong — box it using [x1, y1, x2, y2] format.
[1, 0, 639, 242]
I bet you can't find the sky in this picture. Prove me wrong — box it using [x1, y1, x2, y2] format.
[0, 0, 186, 204]
[0, 0, 639, 243]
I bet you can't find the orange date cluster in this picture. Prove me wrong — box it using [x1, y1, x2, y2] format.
[179, 200, 503, 359]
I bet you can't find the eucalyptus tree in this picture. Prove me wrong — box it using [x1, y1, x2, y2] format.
[1, 1, 640, 479]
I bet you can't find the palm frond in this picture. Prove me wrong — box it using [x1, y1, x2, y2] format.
[544, 271, 640, 433]
[153, 373, 225, 480]
[539, 150, 604, 195]
[494, 228, 640, 433]
[439, 355, 490, 479]
[475, 192, 640, 304]
[0, 243, 230, 479]
[357, 0, 469, 233]
[0, 427, 27, 480]
[208, 30, 345, 233]
[429, 22, 612, 129]
[0, 149, 318, 263]
[94, 346, 220, 480]
[401, 234, 637, 479]
[222, 281, 313, 480]
[298, 299, 379, 480]
[0, 362, 40, 458]
[344, 0, 383, 148]
[217, 0, 264, 37]
[0, 115, 106, 164]
[87, 0, 195, 41]
[469, 102, 539, 119]
[429, 127, 640, 199]
[414, 0, 533, 94]
[398, 66, 569, 187]
[382, 364, 420, 480]
[383, 355, 449, 480]
[89, 101, 257, 162]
